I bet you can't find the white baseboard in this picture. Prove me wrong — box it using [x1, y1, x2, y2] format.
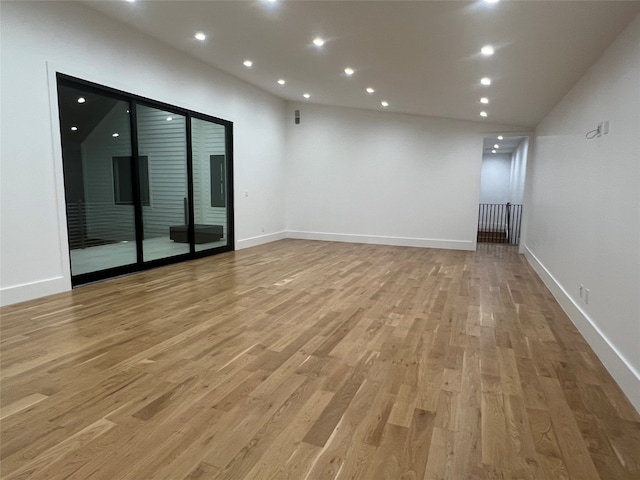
[0, 276, 70, 307]
[523, 245, 640, 414]
[286, 230, 475, 251]
[235, 231, 288, 250]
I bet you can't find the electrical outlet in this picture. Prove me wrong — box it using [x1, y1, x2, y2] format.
[579, 284, 584, 298]
[585, 289, 590, 305]
[261, 226, 265, 233]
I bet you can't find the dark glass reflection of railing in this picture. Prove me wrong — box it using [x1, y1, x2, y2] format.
[477, 203, 523, 245]
[66, 201, 136, 249]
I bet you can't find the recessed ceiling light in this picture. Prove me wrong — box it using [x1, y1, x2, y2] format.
[484, 0, 500, 3]
[381, 101, 389, 107]
[480, 111, 488, 117]
[312, 37, 325, 47]
[366, 87, 375, 94]
[195, 32, 206, 41]
[303, 93, 310, 99]
[344, 67, 355, 76]
[166, 116, 173, 121]
[243, 60, 253, 68]
[480, 97, 489, 104]
[481, 45, 495, 56]
[71, 126, 78, 131]
[494, 144, 499, 148]
[498, 135, 503, 140]
[77, 97, 86, 104]
[112, 133, 120, 137]
[481, 77, 492, 86]
[492, 149, 497, 153]
[277, 79, 286, 85]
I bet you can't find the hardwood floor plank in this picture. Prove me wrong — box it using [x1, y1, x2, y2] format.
[0, 240, 637, 479]
[481, 391, 507, 467]
[538, 376, 601, 480]
[302, 351, 376, 447]
[423, 426, 456, 480]
[0, 393, 48, 420]
[241, 389, 334, 480]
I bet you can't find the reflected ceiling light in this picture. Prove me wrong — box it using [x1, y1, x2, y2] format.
[480, 97, 489, 104]
[243, 60, 253, 67]
[125, 0, 136, 3]
[277, 79, 286, 85]
[494, 144, 499, 148]
[498, 135, 503, 140]
[344, 67, 355, 76]
[77, 97, 86, 104]
[480, 77, 492, 86]
[484, 0, 499, 3]
[481, 45, 495, 56]
[303, 93, 311, 99]
[71, 126, 78, 131]
[381, 101, 389, 107]
[195, 32, 206, 41]
[366, 87, 375, 94]
[492, 149, 497, 153]
[112, 133, 120, 137]
[312, 37, 325, 47]
[166, 116, 173, 121]
[480, 111, 488, 117]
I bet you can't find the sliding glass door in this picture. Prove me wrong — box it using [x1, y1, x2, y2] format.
[58, 83, 137, 276]
[191, 117, 231, 253]
[136, 105, 190, 262]
[57, 75, 233, 285]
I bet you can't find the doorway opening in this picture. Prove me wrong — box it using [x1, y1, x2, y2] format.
[477, 135, 528, 245]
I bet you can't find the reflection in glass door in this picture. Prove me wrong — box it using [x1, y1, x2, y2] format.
[135, 105, 190, 262]
[191, 117, 230, 252]
[58, 83, 137, 276]
[58, 74, 234, 286]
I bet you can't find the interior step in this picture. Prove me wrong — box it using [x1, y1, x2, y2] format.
[477, 230, 508, 243]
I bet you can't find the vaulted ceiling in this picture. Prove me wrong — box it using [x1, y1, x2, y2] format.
[85, 0, 640, 128]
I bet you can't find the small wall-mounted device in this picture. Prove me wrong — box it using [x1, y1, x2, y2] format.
[295, 109, 300, 125]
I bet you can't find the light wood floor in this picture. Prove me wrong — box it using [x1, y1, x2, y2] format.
[1, 240, 638, 479]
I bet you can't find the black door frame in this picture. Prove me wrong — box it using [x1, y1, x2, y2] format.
[56, 73, 235, 286]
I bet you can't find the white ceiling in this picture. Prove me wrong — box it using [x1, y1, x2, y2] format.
[84, 0, 640, 128]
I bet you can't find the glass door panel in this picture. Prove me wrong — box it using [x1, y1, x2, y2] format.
[59, 75, 234, 286]
[191, 117, 230, 252]
[135, 105, 190, 262]
[58, 83, 137, 276]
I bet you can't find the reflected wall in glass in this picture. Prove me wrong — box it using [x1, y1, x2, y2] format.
[58, 84, 136, 275]
[191, 117, 229, 253]
[135, 105, 190, 262]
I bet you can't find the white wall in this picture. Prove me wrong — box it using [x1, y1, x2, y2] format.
[509, 138, 528, 204]
[479, 153, 512, 204]
[525, 15, 640, 411]
[285, 103, 526, 250]
[0, 1, 287, 305]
